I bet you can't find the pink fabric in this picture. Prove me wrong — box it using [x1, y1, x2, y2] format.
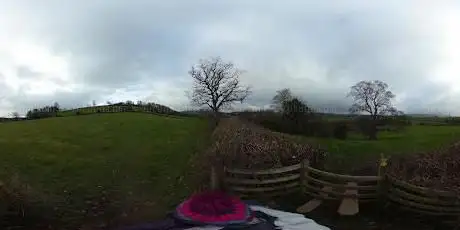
[175, 191, 252, 225]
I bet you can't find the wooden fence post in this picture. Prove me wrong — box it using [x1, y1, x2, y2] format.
[378, 153, 388, 196]
[210, 166, 218, 190]
[300, 159, 309, 193]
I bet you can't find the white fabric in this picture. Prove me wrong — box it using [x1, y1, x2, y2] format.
[249, 205, 331, 230]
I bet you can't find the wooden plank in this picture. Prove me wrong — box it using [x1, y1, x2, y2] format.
[442, 219, 460, 226]
[297, 186, 332, 213]
[400, 205, 460, 217]
[300, 159, 309, 193]
[304, 190, 377, 203]
[304, 190, 338, 200]
[305, 184, 378, 199]
[388, 193, 460, 213]
[307, 167, 380, 182]
[389, 187, 459, 206]
[224, 174, 300, 185]
[226, 163, 301, 175]
[388, 176, 458, 198]
[338, 182, 359, 216]
[306, 176, 378, 191]
[228, 181, 300, 192]
[235, 187, 300, 198]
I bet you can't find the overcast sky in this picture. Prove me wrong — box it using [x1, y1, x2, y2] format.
[1, 0, 460, 116]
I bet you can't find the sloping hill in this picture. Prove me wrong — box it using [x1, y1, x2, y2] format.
[0, 113, 211, 229]
[58, 103, 179, 117]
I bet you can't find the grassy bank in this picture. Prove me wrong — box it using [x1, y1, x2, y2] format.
[302, 125, 460, 172]
[0, 113, 211, 228]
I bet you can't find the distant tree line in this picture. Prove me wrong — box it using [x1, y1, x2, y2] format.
[21, 100, 179, 121]
[236, 83, 409, 141]
[76, 100, 178, 115]
[26, 102, 61, 120]
[184, 57, 413, 140]
[72, 100, 178, 116]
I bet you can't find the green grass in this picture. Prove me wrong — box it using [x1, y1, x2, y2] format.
[0, 113, 211, 228]
[300, 125, 460, 172]
[3, 110, 460, 227]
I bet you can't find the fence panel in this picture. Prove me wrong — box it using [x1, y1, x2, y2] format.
[304, 165, 381, 203]
[222, 162, 303, 198]
[387, 176, 460, 216]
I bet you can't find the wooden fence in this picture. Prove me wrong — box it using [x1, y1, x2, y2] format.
[386, 175, 460, 224]
[221, 162, 303, 198]
[301, 163, 381, 215]
[215, 160, 460, 221]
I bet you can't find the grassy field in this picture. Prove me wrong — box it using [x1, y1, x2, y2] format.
[2, 109, 460, 228]
[0, 113, 211, 228]
[302, 125, 460, 172]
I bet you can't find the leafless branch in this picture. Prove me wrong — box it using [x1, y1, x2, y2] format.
[187, 57, 251, 114]
[347, 80, 396, 120]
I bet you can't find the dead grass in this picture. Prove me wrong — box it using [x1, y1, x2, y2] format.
[206, 117, 327, 170]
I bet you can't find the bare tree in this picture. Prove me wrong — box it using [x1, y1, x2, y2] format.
[271, 88, 293, 112]
[11, 112, 20, 119]
[188, 57, 251, 116]
[53, 102, 60, 111]
[348, 80, 397, 140]
[348, 80, 397, 120]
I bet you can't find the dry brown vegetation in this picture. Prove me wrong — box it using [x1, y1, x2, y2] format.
[205, 117, 327, 170]
[208, 117, 460, 196]
[387, 141, 460, 194]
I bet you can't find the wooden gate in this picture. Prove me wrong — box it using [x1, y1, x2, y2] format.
[297, 163, 381, 215]
[221, 162, 303, 198]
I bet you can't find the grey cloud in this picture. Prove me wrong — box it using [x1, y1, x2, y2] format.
[17, 66, 41, 79]
[6, 87, 112, 115]
[0, 1, 459, 116]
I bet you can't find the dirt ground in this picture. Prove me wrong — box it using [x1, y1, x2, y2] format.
[272, 195, 456, 230]
[305, 204, 452, 230]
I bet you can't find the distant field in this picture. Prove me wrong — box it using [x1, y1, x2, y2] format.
[0, 113, 211, 228]
[301, 125, 460, 172]
[58, 104, 177, 117]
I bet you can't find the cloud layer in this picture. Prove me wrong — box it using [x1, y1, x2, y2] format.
[0, 0, 459, 116]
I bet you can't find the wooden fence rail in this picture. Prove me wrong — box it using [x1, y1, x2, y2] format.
[386, 175, 460, 217]
[221, 162, 303, 198]
[215, 160, 460, 223]
[300, 162, 381, 215]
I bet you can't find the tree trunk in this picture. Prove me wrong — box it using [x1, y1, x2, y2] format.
[368, 119, 378, 140]
[211, 110, 220, 128]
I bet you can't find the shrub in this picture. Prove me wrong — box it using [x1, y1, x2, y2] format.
[353, 116, 378, 140]
[314, 121, 334, 138]
[333, 122, 349, 140]
[25, 105, 59, 120]
[125, 105, 134, 112]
